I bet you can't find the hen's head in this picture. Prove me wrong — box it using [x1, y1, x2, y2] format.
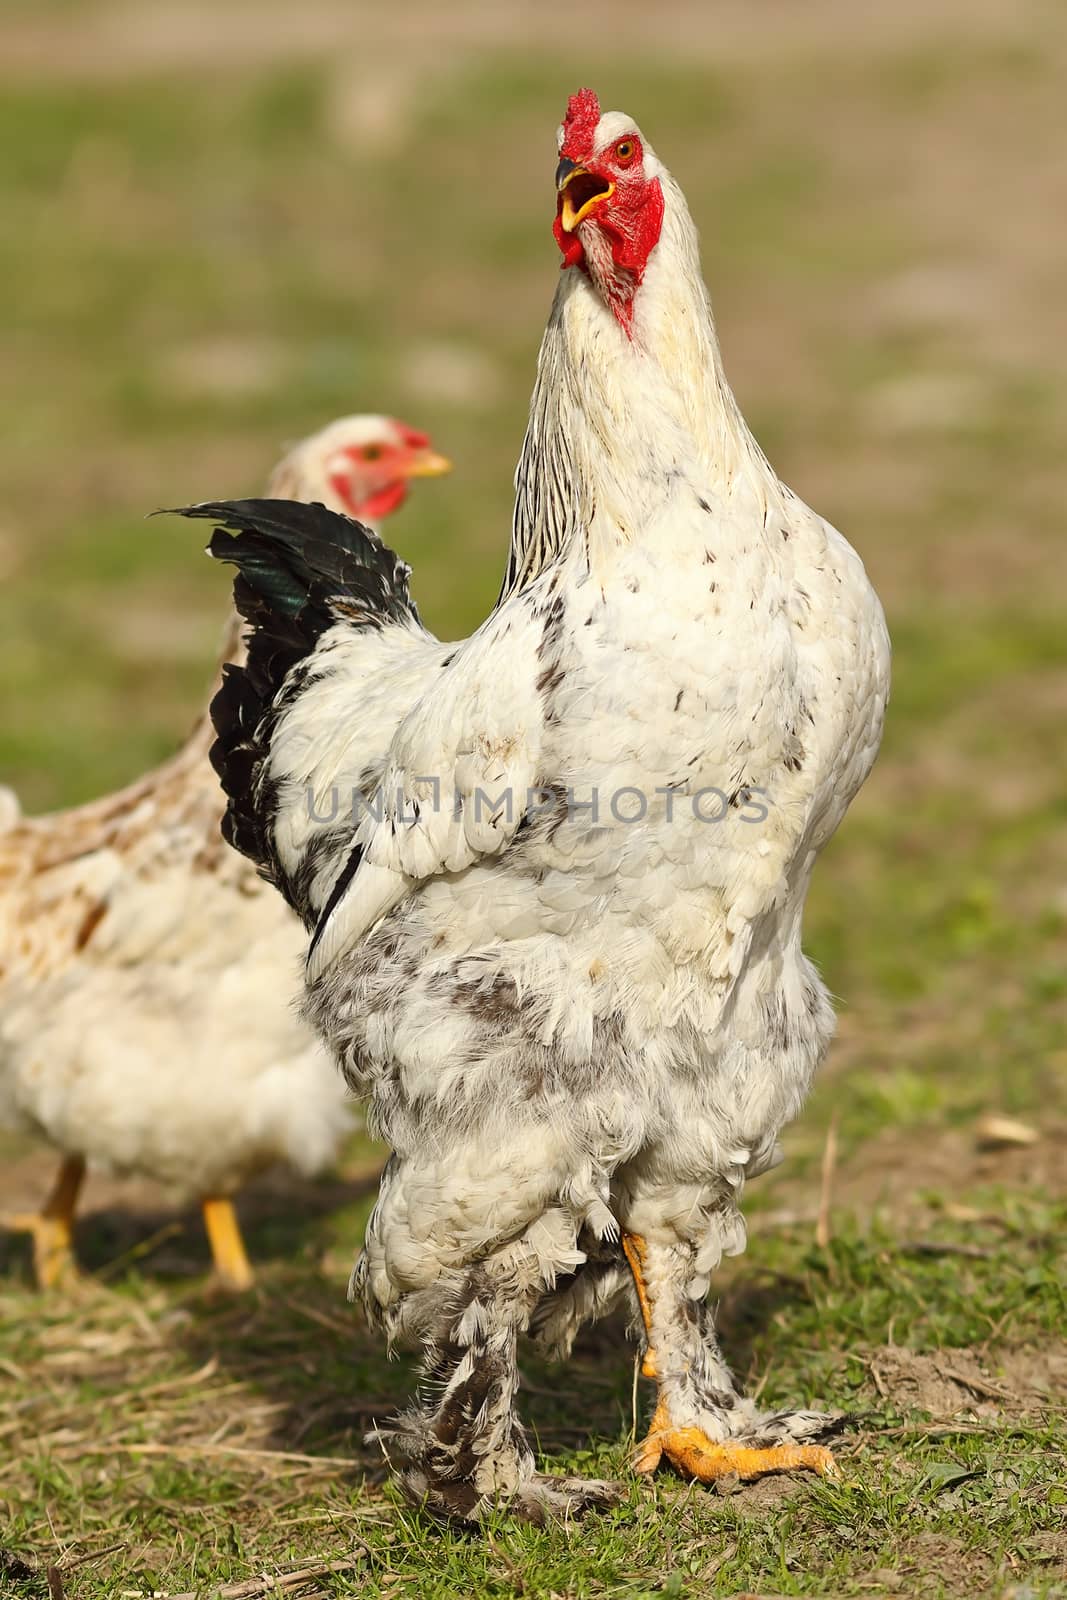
[553, 88, 665, 332]
[268, 414, 450, 525]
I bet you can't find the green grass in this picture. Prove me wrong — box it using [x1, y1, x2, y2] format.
[2, 1191, 1065, 1599]
[1, 3, 1066, 1596]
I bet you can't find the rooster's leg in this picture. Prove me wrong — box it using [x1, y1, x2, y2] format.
[622, 1230, 840, 1484]
[377, 1253, 623, 1525]
[200, 1196, 254, 1291]
[1, 1153, 85, 1290]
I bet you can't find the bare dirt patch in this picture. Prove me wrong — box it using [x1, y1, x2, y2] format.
[858, 1342, 1067, 1420]
[892, 1534, 999, 1597]
[832, 1122, 1067, 1211]
[754, 1118, 1067, 1243]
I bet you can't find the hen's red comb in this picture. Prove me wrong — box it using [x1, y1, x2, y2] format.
[562, 88, 601, 155]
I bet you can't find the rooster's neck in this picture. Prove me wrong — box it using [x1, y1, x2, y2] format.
[503, 178, 777, 601]
[637, 178, 773, 491]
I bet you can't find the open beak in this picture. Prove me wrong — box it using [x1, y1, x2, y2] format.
[556, 157, 615, 233]
[403, 447, 452, 479]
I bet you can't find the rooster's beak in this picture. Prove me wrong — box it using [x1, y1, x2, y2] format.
[556, 158, 615, 233]
[404, 448, 452, 479]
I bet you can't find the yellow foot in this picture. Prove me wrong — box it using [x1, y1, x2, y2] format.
[0, 1152, 85, 1290]
[633, 1401, 838, 1483]
[200, 1195, 254, 1291]
[1, 1211, 79, 1290]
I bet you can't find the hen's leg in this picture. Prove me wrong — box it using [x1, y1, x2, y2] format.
[623, 1232, 840, 1483]
[1, 1153, 85, 1289]
[200, 1195, 254, 1291]
[381, 1256, 623, 1525]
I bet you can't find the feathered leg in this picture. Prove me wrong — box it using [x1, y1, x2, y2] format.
[623, 1231, 841, 1483]
[1, 1153, 85, 1289]
[375, 1252, 623, 1525]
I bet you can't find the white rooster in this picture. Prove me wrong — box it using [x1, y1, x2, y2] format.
[180, 89, 889, 1519]
[0, 415, 449, 1291]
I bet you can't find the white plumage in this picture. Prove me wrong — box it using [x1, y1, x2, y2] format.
[193, 90, 889, 1518]
[0, 415, 449, 1289]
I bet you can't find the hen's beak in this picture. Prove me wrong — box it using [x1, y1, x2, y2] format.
[556, 158, 615, 233]
[403, 447, 452, 479]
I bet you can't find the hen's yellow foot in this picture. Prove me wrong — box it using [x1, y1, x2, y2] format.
[633, 1398, 838, 1481]
[1, 1210, 79, 1289]
[201, 1196, 254, 1291]
[1, 1152, 85, 1290]
[634, 1422, 838, 1483]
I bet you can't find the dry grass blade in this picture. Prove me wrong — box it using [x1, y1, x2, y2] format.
[59, 1544, 128, 1573]
[47, 1568, 66, 1600]
[162, 1553, 367, 1600]
[93, 1221, 186, 1283]
[104, 1356, 220, 1412]
[815, 1111, 839, 1252]
[935, 1363, 1018, 1404]
[860, 1357, 889, 1400]
[883, 1422, 1034, 1438]
[486, 1532, 525, 1595]
[282, 1298, 356, 1339]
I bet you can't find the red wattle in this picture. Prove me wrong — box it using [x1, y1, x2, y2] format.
[355, 480, 408, 523]
[329, 473, 408, 523]
[553, 214, 586, 269]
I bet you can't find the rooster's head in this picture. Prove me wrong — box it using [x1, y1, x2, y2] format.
[553, 88, 665, 330]
[268, 415, 451, 526]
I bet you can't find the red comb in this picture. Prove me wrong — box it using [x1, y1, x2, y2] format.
[562, 88, 601, 154]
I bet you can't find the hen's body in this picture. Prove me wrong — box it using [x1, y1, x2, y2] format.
[0, 713, 340, 1200]
[196, 96, 888, 1517]
[0, 416, 447, 1288]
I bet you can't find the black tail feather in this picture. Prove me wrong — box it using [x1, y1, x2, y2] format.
[168, 498, 421, 898]
[175, 497, 419, 634]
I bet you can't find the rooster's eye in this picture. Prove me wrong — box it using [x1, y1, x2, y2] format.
[615, 139, 635, 164]
[362, 445, 384, 461]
